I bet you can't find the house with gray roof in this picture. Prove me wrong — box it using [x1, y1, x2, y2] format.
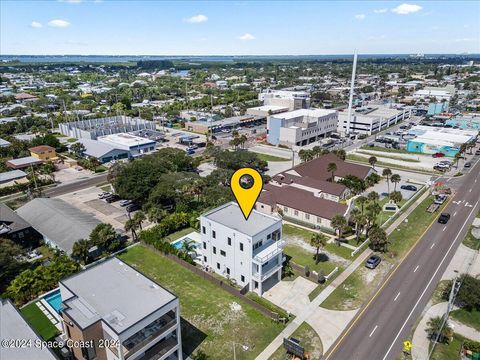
[16, 198, 100, 254]
[0, 203, 40, 248]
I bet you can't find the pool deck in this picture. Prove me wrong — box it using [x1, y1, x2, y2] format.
[36, 299, 62, 331]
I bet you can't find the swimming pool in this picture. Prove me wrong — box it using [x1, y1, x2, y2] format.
[44, 290, 62, 314]
[171, 237, 199, 250]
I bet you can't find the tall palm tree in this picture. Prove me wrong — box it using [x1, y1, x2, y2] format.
[132, 211, 146, 231]
[181, 239, 198, 257]
[391, 174, 401, 191]
[310, 233, 328, 264]
[125, 219, 139, 241]
[382, 168, 392, 193]
[367, 191, 380, 204]
[356, 195, 368, 214]
[331, 215, 348, 239]
[426, 316, 453, 343]
[148, 207, 167, 224]
[327, 162, 337, 182]
[369, 156, 378, 170]
[72, 239, 91, 264]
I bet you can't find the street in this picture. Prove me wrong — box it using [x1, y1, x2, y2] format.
[322, 155, 480, 360]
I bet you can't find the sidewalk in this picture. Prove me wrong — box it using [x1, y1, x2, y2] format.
[256, 185, 432, 360]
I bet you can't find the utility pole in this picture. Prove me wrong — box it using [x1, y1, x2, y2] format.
[346, 49, 358, 135]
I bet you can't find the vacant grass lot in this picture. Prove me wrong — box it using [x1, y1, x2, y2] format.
[119, 245, 284, 359]
[462, 224, 480, 250]
[254, 153, 290, 162]
[20, 303, 59, 341]
[451, 309, 480, 332]
[269, 322, 323, 360]
[347, 154, 436, 174]
[430, 333, 467, 360]
[356, 150, 420, 163]
[360, 146, 409, 154]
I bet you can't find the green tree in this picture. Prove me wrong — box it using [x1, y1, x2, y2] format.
[0, 238, 24, 293]
[89, 223, 119, 252]
[389, 191, 403, 204]
[390, 174, 401, 191]
[310, 232, 328, 264]
[70, 142, 86, 157]
[426, 316, 453, 343]
[382, 168, 392, 193]
[327, 162, 337, 182]
[331, 215, 348, 239]
[368, 156, 378, 170]
[71, 239, 92, 264]
[356, 195, 368, 214]
[148, 207, 167, 224]
[369, 226, 389, 252]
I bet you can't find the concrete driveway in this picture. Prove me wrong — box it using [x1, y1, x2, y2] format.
[263, 277, 317, 316]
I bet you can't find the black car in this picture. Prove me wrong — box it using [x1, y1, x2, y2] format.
[401, 185, 417, 191]
[126, 203, 140, 213]
[105, 194, 120, 203]
[438, 213, 451, 224]
[366, 255, 381, 269]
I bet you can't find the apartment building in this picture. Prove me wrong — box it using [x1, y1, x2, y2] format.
[267, 108, 338, 147]
[199, 202, 284, 296]
[259, 89, 310, 111]
[59, 258, 182, 360]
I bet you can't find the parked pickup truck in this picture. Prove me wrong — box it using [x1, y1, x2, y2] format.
[426, 203, 441, 213]
[434, 194, 448, 205]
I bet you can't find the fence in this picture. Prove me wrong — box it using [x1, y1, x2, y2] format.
[143, 244, 280, 321]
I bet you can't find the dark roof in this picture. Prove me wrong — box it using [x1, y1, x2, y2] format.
[258, 184, 347, 220]
[272, 173, 347, 196]
[0, 203, 32, 234]
[292, 153, 371, 181]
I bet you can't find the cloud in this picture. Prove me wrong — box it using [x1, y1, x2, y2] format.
[392, 4, 422, 15]
[373, 8, 388, 13]
[48, 19, 71, 28]
[30, 21, 43, 28]
[184, 14, 208, 23]
[239, 33, 255, 41]
[355, 14, 366, 20]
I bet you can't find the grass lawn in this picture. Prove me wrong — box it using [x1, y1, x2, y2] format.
[66, 138, 77, 143]
[284, 244, 338, 276]
[387, 196, 448, 259]
[360, 146, 409, 154]
[119, 245, 284, 359]
[98, 184, 112, 192]
[20, 303, 59, 341]
[450, 309, 480, 332]
[321, 271, 364, 310]
[166, 227, 197, 242]
[430, 333, 466, 360]
[254, 153, 290, 162]
[462, 224, 480, 250]
[269, 322, 323, 360]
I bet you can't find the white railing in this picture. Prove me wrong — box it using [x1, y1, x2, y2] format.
[252, 263, 282, 281]
[253, 240, 286, 264]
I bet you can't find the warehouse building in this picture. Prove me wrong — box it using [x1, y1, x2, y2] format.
[406, 125, 478, 157]
[185, 114, 264, 133]
[267, 108, 337, 147]
[59, 115, 156, 140]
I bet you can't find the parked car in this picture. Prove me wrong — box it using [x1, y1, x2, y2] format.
[126, 203, 141, 213]
[434, 194, 447, 205]
[105, 194, 120, 203]
[365, 255, 381, 269]
[185, 148, 195, 155]
[438, 213, 451, 224]
[432, 152, 445, 158]
[401, 185, 417, 191]
[98, 192, 111, 199]
[434, 165, 448, 172]
[119, 199, 132, 207]
[475, 150, 480, 155]
[464, 162, 472, 168]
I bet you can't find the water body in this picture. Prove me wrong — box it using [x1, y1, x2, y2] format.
[1, 54, 478, 63]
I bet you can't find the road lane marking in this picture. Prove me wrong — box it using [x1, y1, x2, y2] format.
[394, 292, 401, 302]
[382, 199, 480, 360]
[369, 325, 378, 337]
[430, 243, 435, 249]
[443, 226, 447, 231]
[453, 212, 457, 216]
[323, 195, 457, 360]
[414, 265, 419, 272]
[470, 188, 473, 192]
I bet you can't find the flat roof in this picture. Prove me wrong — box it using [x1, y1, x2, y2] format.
[6, 156, 43, 167]
[201, 202, 281, 237]
[273, 108, 336, 120]
[61, 257, 176, 333]
[0, 300, 58, 360]
[98, 133, 156, 149]
[247, 105, 289, 112]
[0, 169, 27, 182]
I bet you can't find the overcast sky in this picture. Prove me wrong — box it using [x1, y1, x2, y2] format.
[1, 0, 479, 55]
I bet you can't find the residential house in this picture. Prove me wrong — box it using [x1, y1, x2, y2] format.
[0, 203, 41, 248]
[29, 145, 58, 161]
[0, 169, 29, 188]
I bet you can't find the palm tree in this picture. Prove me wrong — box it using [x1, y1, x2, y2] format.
[356, 195, 368, 214]
[71, 239, 91, 264]
[350, 208, 367, 243]
[239, 134, 248, 149]
[181, 239, 198, 257]
[132, 211, 146, 231]
[70, 142, 86, 157]
[125, 218, 139, 241]
[389, 191, 403, 204]
[368, 226, 389, 252]
[148, 207, 167, 224]
[327, 162, 337, 182]
[382, 168, 392, 193]
[369, 156, 378, 170]
[367, 191, 380, 204]
[310, 233, 328, 264]
[390, 174, 401, 191]
[426, 316, 453, 343]
[454, 152, 462, 169]
[331, 215, 348, 239]
[87, 157, 101, 172]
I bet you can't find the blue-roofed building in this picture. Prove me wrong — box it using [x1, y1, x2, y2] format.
[427, 101, 449, 116]
[445, 115, 480, 130]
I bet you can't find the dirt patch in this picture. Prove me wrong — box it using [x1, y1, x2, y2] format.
[286, 236, 351, 268]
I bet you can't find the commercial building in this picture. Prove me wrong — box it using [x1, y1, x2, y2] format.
[427, 102, 449, 116]
[97, 133, 156, 158]
[445, 114, 480, 130]
[406, 125, 478, 157]
[17, 198, 101, 254]
[256, 153, 371, 230]
[59, 116, 156, 140]
[259, 89, 310, 111]
[246, 105, 289, 117]
[200, 202, 284, 296]
[267, 109, 338, 147]
[29, 145, 58, 161]
[413, 85, 456, 102]
[185, 114, 265, 134]
[337, 106, 411, 136]
[60, 258, 183, 360]
[1, 299, 58, 360]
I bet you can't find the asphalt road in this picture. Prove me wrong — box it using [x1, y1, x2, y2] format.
[43, 173, 108, 197]
[323, 155, 480, 360]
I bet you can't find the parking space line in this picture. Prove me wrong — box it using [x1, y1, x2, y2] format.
[430, 243, 435, 249]
[443, 226, 447, 231]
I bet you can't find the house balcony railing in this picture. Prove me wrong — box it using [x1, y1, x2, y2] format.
[253, 240, 286, 264]
[252, 262, 282, 282]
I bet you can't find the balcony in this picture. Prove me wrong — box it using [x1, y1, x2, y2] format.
[252, 256, 282, 282]
[253, 240, 285, 264]
[123, 311, 177, 359]
[141, 336, 178, 360]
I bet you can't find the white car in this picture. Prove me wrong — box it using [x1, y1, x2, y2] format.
[98, 192, 111, 199]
